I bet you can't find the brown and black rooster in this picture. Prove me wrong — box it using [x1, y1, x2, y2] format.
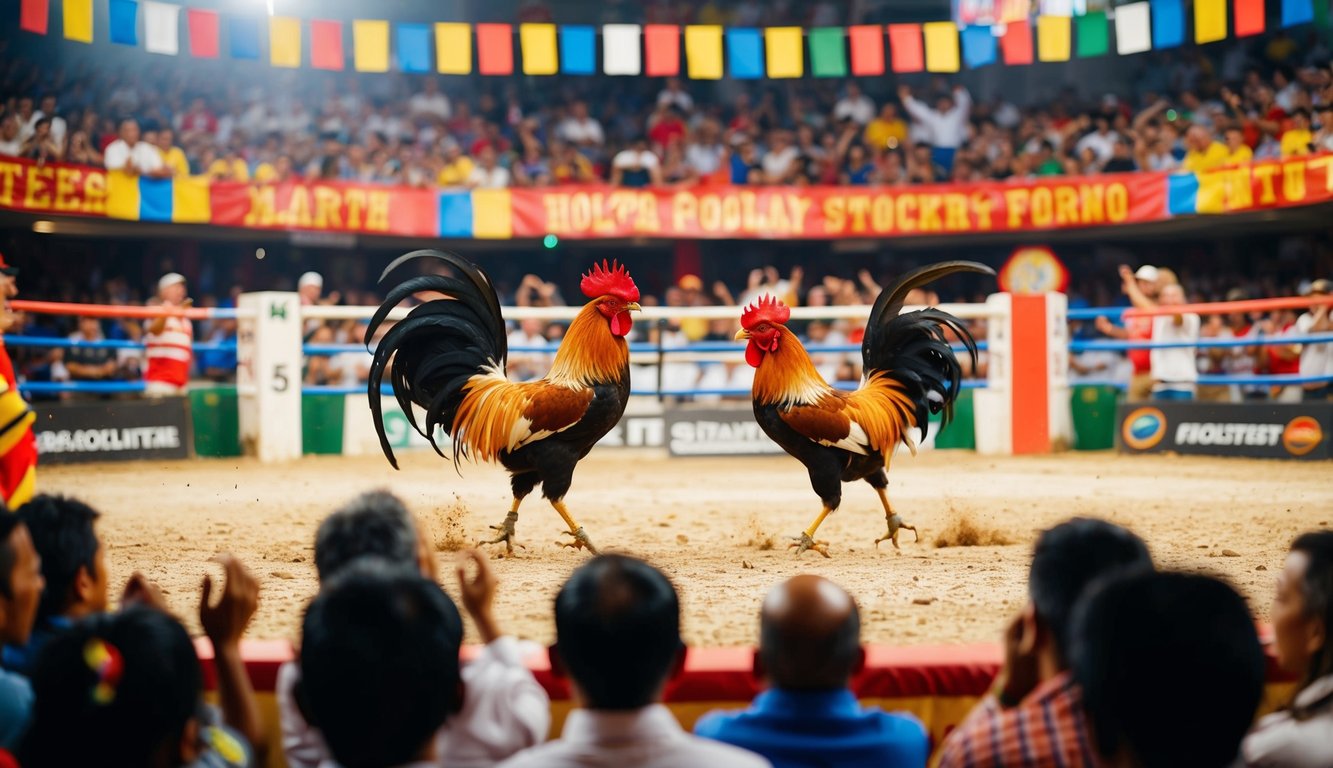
[736, 261, 994, 557]
[366, 251, 640, 555]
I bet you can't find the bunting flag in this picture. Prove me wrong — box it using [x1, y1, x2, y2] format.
[887, 24, 924, 73]
[685, 25, 723, 79]
[435, 23, 472, 74]
[848, 25, 885, 75]
[602, 24, 641, 75]
[961, 25, 998, 68]
[1152, 0, 1186, 49]
[269, 16, 302, 68]
[1002, 20, 1034, 64]
[765, 27, 803, 78]
[520, 23, 558, 75]
[63, 0, 92, 43]
[1075, 11, 1108, 57]
[1115, 1, 1152, 53]
[310, 20, 344, 70]
[397, 23, 431, 73]
[20, 0, 48, 35]
[1037, 15, 1071, 61]
[143, 2, 179, 55]
[476, 23, 514, 75]
[923, 21, 960, 72]
[354, 20, 390, 72]
[727, 28, 763, 79]
[809, 27, 847, 77]
[644, 25, 680, 76]
[560, 25, 596, 74]
[1234, 0, 1266, 36]
[1282, 0, 1313, 26]
[1196, 0, 1228, 42]
[186, 9, 219, 58]
[109, 0, 138, 46]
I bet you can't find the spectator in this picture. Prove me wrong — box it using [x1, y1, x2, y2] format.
[513, 144, 553, 187]
[498, 555, 770, 768]
[648, 105, 687, 151]
[1102, 137, 1137, 173]
[550, 140, 596, 184]
[208, 145, 250, 182]
[1282, 108, 1315, 157]
[1181, 125, 1230, 172]
[11, 98, 35, 144]
[1150, 283, 1201, 400]
[507, 318, 552, 381]
[559, 101, 605, 150]
[833, 82, 875, 126]
[18, 119, 59, 164]
[0, 514, 43, 750]
[685, 119, 726, 180]
[103, 119, 162, 176]
[611, 137, 663, 188]
[1075, 114, 1120, 167]
[695, 575, 928, 768]
[1224, 124, 1255, 165]
[1243, 531, 1333, 767]
[63, 130, 102, 165]
[1096, 265, 1163, 402]
[863, 102, 908, 151]
[0, 117, 21, 157]
[937, 518, 1153, 768]
[760, 130, 800, 184]
[1295, 279, 1331, 401]
[30, 95, 66, 150]
[436, 138, 475, 187]
[656, 77, 694, 114]
[899, 84, 971, 173]
[409, 78, 452, 122]
[466, 146, 511, 189]
[1071, 571, 1264, 768]
[841, 145, 875, 185]
[1315, 105, 1333, 153]
[177, 96, 218, 140]
[154, 128, 189, 178]
[59, 316, 118, 391]
[144, 272, 194, 397]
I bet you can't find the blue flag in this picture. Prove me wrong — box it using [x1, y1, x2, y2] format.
[228, 16, 260, 60]
[397, 23, 431, 73]
[727, 28, 763, 79]
[961, 26, 997, 68]
[561, 25, 596, 75]
[1151, 0, 1185, 49]
[110, 0, 138, 46]
[1282, 0, 1314, 26]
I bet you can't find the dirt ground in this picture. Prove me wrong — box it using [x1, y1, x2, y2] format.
[44, 450, 1332, 648]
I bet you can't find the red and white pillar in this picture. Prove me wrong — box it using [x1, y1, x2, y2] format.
[974, 292, 1071, 455]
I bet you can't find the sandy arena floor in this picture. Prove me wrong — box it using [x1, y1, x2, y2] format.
[44, 450, 1332, 648]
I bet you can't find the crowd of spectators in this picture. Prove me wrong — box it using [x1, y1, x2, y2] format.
[1, 491, 1330, 767]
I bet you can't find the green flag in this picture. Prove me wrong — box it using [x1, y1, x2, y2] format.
[1076, 11, 1109, 57]
[810, 27, 848, 77]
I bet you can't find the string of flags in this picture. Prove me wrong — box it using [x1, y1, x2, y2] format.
[16, 0, 1326, 77]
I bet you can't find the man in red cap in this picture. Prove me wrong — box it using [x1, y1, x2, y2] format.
[0, 253, 37, 508]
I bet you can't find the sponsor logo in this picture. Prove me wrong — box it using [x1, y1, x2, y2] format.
[1175, 422, 1284, 447]
[1121, 407, 1167, 450]
[668, 420, 784, 456]
[1282, 416, 1324, 456]
[36, 426, 182, 454]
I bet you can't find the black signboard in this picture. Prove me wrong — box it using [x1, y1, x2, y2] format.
[1117, 402, 1331, 460]
[33, 398, 193, 464]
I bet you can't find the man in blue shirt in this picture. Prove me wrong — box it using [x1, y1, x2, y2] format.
[695, 575, 928, 768]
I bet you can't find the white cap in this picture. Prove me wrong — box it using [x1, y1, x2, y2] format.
[158, 272, 186, 291]
[1134, 265, 1160, 282]
[298, 271, 324, 289]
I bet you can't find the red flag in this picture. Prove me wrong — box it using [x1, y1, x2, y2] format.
[1001, 19, 1033, 65]
[186, 9, 219, 57]
[1234, 0, 1265, 36]
[848, 25, 885, 75]
[888, 24, 923, 73]
[20, 0, 49, 34]
[644, 25, 680, 76]
[311, 19, 344, 70]
[476, 23, 514, 75]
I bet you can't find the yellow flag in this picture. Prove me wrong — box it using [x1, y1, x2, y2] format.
[1195, 0, 1227, 44]
[1036, 15, 1071, 62]
[685, 26, 723, 80]
[765, 27, 803, 78]
[63, 0, 93, 43]
[520, 24, 558, 75]
[270, 16, 302, 68]
[436, 23, 472, 74]
[924, 21, 961, 72]
[353, 20, 390, 72]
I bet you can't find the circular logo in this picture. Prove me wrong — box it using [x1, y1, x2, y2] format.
[1282, 416, 1324, 457]
[999, 246, 1069, 294]
[1122, 407, 1167, 451]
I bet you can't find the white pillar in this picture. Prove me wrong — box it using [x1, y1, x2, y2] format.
[973, 292, 1071, 455]
[237, 292, 302, 462]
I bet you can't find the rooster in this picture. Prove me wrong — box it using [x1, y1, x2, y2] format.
[736, 261, 994, 558]
[366, 251, 640, 555]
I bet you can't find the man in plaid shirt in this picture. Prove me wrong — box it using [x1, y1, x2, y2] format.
[936, 519, 1153, 768]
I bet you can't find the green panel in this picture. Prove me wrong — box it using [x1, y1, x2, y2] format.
[932, 388, 976, 450]
[809, 27, 848, 77]
[1071, 384, 1121, 450]
[190, 385, 241, 457]
[302, 394, 346, 455]
[1075, 12, 1109, 57]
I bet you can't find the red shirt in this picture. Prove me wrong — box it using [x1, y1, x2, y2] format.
[649, 118, 686, 149]
[1267, 322, 1301, 375]
[145, 315, 193, 387]
[1127, 316, 1153, 374]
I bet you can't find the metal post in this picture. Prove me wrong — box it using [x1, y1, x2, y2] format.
[655, 317, 667, 403]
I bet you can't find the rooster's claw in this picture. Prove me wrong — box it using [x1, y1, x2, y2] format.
[480, 511, 525, 555]
[789, 533, 831, 558]
[874, 514, 919, 550]
[559, 527, 600, 555]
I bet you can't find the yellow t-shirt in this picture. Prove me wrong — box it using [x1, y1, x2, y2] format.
[1225, 145, 1253, 166]
[864, 118, 908, 150]
[253, 162, 277, 183]
[437, 157, 475, 187]
[1281, 129, 1313, 157]
[209, 158, 250, 182]
[161, 146, 190, 177]
[1182, 142, 1230, 173]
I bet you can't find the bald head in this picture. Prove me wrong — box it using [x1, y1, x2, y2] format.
[758, 575, 863, 690]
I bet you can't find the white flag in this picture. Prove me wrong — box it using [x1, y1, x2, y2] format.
[144, 1, 180, 55]
[602, 24, 642, 76]
[1115, 1, 1152, 55]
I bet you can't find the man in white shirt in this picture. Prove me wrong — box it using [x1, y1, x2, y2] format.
[507, 318, 551, 381]
[898, 84, 972, 173]
[29, 96, 66, 151]
[610, 139, 662, 188]
[1075, 114, 1120, 167]
[0, 117, 21, 157]
[409, 78, 452, 121]
[498, 555, 770, 768]
[833, 82, 875, 126]
[103, 119, 163, 176]
[466, 147, 511, 189]
[1150, 283, 1201, 400]
[656, 78, 694, 114]
[1296, 279, 1331, 401]
[279, 491, 550, 768]
[760, 130, 800, 183]
[559, 101, 605, 149]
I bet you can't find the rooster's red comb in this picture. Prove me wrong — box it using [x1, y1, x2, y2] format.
[741, 295, 790, 330]
[580, 260, 640, 303]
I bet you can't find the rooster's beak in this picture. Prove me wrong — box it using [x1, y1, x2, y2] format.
[625, 302, 641, 312]
[734, 329, 750, 340]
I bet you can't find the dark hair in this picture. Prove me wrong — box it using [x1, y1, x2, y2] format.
[1071, 571, 1263, 768]
[20, 607, 201, 766]
[1291, 531, 1333, 698]
[314, 490, 419, 581]
[0, 513, 21, 599]
[554, 554, 682, 710]
[16, 495, 101, 622]
[299, 560, 463, 768]
[1028, 517, 1152, 664]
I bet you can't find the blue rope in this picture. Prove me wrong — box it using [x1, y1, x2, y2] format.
[4, 337, 237, 352]
[1070, 334, 1333, 351]
[302, 341, 987, 356]
[19, 381, 146, 394]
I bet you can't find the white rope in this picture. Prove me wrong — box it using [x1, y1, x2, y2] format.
[302, 302, 1000, 322]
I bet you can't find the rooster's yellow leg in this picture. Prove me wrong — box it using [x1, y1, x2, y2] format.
[872, 487, 918, 550]
[480, 497, 526, 555]
[552, 500, 600, 555]
[789, 506, 833, 558]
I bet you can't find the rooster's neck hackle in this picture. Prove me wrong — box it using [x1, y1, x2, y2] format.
[546, 302, 629, 387]
[752, 326, 831, 407]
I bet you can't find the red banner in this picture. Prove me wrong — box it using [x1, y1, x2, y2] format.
[208, 180, 439, 236]
[0, 158, 107, 217]
[511, 173, 1169, 240]
[1192, 155, 1333, 214]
